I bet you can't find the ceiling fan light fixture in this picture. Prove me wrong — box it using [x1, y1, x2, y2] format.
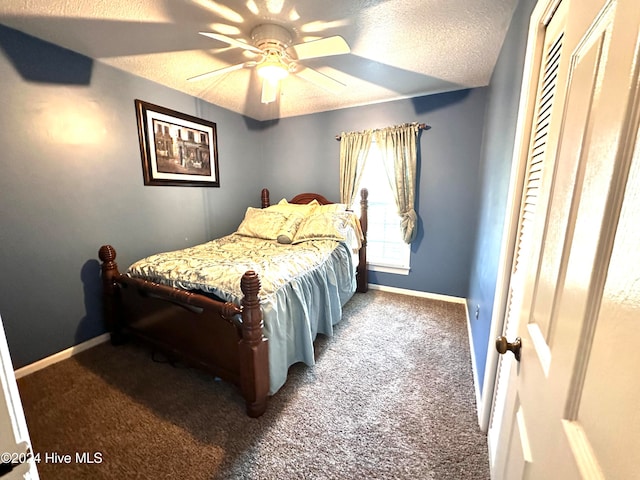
[257, 61, 289, 82]
[193, 22, 351, 106]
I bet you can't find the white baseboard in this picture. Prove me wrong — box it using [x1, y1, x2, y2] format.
[464, 301, 484, 424]
[368, 283, 467, 304]
[14, 333, 110, 379]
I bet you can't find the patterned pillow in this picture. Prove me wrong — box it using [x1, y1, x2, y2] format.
[314, 203, 347, 213]
[276, 214, 305, 244]
[292, 212, 351, 244]
[266, 199, 318, 217]
[236, 207, 288, 240]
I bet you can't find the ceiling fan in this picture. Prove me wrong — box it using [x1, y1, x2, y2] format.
[188, 23, 350, 104]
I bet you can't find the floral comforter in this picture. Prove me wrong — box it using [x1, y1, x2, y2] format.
[127, 233, 356, 394]
[128, 233, 350, 302]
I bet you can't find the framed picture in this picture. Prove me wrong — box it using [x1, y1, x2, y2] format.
[134, 99, 220, 186]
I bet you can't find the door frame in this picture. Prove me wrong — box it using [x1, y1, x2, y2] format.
[478, 0, 564, 431]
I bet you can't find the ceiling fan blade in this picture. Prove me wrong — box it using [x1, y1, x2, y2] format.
[198, 32, 263, 54]
[187, 62, 250, 82]
[289, 36, 350, 60]
[295, 66, 347, 94]
[261, 79, 279, 104]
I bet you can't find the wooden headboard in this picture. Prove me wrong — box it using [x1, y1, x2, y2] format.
[289, 192, 333, 205]
[261, 189, 333, 207]
[260, 188, 369, 293]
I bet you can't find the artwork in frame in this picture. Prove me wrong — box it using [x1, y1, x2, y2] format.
[134, 99, 220, 186]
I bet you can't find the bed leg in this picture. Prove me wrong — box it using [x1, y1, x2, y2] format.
[98, 245, 126, 345]
[238, 271, 269, 418]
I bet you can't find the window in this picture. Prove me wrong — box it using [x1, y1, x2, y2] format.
[351, 142, 411, 274]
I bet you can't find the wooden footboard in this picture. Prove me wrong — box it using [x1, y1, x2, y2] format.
[98, 245, 269, 418]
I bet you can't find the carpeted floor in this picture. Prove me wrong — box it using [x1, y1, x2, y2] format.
[17, 290, 490, 480]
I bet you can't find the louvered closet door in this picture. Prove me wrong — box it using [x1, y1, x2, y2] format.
[505, 0, 640, 474]
[491, 0, 640, 476]
[487, 1, 568, 476]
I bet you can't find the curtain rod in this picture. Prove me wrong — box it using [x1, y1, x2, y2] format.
[335, 123, 430, 141]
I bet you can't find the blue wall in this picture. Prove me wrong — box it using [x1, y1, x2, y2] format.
[260, 90, 488, 298]
[0, 25, 266, 367]
[466, 0, 540, 394]
[1, 22, 490, 371]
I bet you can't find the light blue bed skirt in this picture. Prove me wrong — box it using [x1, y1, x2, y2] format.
[225, 242, 356, 395]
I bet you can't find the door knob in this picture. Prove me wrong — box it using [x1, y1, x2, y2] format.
[496, 336, 522, 361]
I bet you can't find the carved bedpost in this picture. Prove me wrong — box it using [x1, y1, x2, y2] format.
[238, 270, 269, 418]
[357, 188, 369, 293]
[261, 188, 270, 208]
[98, 245, 125, 344]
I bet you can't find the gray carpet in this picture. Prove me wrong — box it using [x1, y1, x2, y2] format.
[17, 290, 490, 479]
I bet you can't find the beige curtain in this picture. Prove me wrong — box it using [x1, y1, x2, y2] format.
[339, 130, 373, 205]
[374, 123, 420, 243]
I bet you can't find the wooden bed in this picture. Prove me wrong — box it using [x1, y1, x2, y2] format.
[99, 188, 368, 418]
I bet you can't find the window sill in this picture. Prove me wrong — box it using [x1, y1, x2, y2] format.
[367, 263, 410, 275]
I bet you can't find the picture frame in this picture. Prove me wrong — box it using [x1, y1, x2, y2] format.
[134, 99, 220, 187]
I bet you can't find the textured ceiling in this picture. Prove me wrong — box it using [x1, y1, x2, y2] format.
[0, 0, 517, 121]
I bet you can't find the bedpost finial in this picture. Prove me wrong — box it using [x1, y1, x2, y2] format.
[241, 270, 261, 298]
[261, 188, 270, 208]
[99, 245, 117, 263]
[238, 268, 268, 418]
[360, 188, 368, 200]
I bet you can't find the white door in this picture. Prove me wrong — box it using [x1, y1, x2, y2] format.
[0, 315, 39, 479]
[487, 0, 569, 472]
[490, 0, 640, 478]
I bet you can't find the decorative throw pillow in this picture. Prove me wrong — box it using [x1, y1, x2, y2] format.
[266, 199, 318, 217]
[314, 202, 347, 213]
[276, 214, 305, 244]
[292, 211, 351, 244]
[236, 207, 288, 240]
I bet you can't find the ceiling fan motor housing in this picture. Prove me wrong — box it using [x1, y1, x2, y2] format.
[251, 24, 293, 51]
